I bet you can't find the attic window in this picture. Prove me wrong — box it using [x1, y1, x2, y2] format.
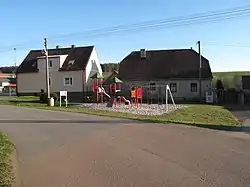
[32, 62, 36, 67]
[68, 60, 75, 65]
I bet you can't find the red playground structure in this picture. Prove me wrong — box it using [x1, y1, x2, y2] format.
[91, 73, 110, 103]
[91, 74, 143, 108]
[130, 87, 143, 107]
[106, 77, 130, 108]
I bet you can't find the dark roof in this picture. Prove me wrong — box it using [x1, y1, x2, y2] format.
[16, 46, 94, 73]
[104, 77, 123, 85]
[0, 66, 18, 73]
[118, 49, 213, 81]
[103, 71, 119, 84]
[90, 72, 104, 79]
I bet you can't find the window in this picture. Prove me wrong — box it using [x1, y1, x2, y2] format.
[190, 83, 198, 92]
[49, 60, 53, 68]
[68, 60, 75, 65]
[170, 83, 177, 92]
[32, 61, 37, 67]
[150, 82, 156, 91]
[64, 77, 73, 86]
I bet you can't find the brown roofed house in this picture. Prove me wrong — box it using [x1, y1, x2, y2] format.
[16, 45, 103, 101]
[118, 48, 213, 101]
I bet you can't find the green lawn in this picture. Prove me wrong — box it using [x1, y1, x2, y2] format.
[0, 133, 14, 187]
[213, 71, 250, 78]
[0, 96, 241, 128]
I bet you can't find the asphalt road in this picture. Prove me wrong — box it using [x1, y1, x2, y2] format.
[0, 105, 250, 187]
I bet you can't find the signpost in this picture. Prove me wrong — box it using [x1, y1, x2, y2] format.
[60, 91, 68, 107]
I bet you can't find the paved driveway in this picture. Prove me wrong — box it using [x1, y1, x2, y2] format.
[0, 105, 250, 187]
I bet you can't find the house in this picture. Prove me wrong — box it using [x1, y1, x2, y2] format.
[118, 48, 213, 101]
[0, 73, 16, 95]
[16, 45, 103, 101]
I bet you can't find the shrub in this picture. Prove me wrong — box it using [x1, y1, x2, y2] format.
[39, 93, 47, 103]
[39, 92, 59, 103]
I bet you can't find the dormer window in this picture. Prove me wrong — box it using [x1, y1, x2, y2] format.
[32, 61, 36, 67]
[68, 60, 75, 65]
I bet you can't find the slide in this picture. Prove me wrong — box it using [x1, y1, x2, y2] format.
[120, 96, 131, 105]
[98, 87, 111, 98]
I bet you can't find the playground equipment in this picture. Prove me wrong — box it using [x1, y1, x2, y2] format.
[97, 86, 110, 98]
[135, 83, 176, 111]
[165, 85, 177, 112]
[105, 77, 130, 108]
[130, 87, 143, 107]
[91, 73, 111, 103]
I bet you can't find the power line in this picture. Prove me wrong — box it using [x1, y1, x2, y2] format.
[203, 42, 250, 48]
[0, 5, 250, 52]
[51, 5, 250, 40]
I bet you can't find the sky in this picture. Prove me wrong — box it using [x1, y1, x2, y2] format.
[1, 0, 250, 72]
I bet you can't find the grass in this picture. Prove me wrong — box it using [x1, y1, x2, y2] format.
[0, 133, 14, 187]
[213, 71, 250, 78]
[0, 96, 241, 129]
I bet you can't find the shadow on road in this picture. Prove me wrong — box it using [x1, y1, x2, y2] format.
[190, 123, 250, 134]
[0, 119, 133, 124]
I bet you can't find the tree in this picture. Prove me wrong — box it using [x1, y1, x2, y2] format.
[216, 79, 224, 90]
[231, 75, 242, 91]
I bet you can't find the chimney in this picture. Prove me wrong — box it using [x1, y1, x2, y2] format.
[140, 49, 146, 59]
[71, 45, 75, 49]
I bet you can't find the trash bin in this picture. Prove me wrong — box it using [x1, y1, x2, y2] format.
[49, 97, 54, 107]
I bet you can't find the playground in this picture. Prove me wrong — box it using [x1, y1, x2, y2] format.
[79, 103, 184, 116]
[79, 73, 185, 115]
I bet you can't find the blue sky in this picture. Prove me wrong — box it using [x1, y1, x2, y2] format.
[1, 0, 250, 72]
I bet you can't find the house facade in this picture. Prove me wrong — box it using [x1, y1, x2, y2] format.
[0, 74, 16, 95]
[118, 49, 213, 102]
[16, 45, 102, 101]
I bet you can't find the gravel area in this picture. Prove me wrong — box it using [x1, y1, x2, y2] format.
[78, 103, 186, 116]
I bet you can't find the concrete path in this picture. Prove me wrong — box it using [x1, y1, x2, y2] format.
[0, 105, 249, 187]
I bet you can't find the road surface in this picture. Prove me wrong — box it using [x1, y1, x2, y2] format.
[0, 105, 249, 187]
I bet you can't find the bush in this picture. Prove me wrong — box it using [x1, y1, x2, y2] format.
[39, 93, 47, 103]
[39, 92, 59, 103]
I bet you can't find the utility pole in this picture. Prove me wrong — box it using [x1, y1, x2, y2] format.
[13, 48, 17, 67]
[197, 41, 202, 103]
[44, 38, 51, 104]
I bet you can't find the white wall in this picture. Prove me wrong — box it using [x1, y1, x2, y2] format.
[84, 47, 103, 91]
[17, 71, 84, 93]
[37, 56, 63, 72]
[59, 55, 68, 68]
[122, 79, 212, 100]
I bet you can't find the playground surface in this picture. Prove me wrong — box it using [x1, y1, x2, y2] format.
[79, 103, 185, 116]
